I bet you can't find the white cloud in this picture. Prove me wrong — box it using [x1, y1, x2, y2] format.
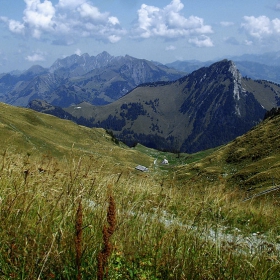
[77, 3, 109, 23]
[273, 18, 280, 33]
[241, 15, 280, 42]
[220, 21, 234, 27]
[244, 40, 253, 46]
[133, 0, 213, 40]
[188, 35, 214, 47]
[9, 19, 26, 35]
[57, 0, 86, 9]
[1, 0, 125, 44]
[108, 35, 121, 43]
[75, 48, 82, 56]
[165, 45, 176, 51]
[108, 17, 120, 26]
[25, 52, 46, 62]
[241, 16, 273, 39]
[0, 17, 25, 35]
[25, 0, 56, 24]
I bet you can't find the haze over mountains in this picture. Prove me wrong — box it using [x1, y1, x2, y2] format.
[2, 51, 280, 153]
[0, 52, 185, 107]
[2, 51, 280, 108]
[167, 51, 280, 83]
[29, 59, 280, 153]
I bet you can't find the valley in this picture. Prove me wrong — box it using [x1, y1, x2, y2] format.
[30, 59, 280, 153]
[0, 102, 280, 279]
[1, 51, 280, 279]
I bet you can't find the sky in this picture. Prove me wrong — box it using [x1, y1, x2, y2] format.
[1, 0, 280, 73]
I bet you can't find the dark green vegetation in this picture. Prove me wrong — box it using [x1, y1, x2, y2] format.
[59, 60, 280, 153]
[174, 110, 280, 195]
[1, 102, 280, 279]
[7, 58, 280, 154]
[0, 102, 151, 168]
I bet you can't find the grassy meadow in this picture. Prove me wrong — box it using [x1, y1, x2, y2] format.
[1, 102, 280, 279]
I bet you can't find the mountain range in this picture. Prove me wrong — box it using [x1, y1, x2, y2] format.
[1, 79, 280, 279]
[2, 51, 280, 110]
[29, 59, 280, 153]
[1, 51, 280, 153]
[0, 51, 185, 107]
[167, 51, 280, 83]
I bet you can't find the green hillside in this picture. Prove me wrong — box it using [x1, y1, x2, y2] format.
[0, 102, 151, 171]
[63, 60, 280, 154]
[174, 112, 280, 196]
[1, 102, 280, 279]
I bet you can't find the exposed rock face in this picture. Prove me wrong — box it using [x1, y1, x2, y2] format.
[26, 59, 280, 153]
[49, 52, 116, 77]
[174, 60, 267, 152]
[229, 61, 241, 100]
[229, 61, 248, 118]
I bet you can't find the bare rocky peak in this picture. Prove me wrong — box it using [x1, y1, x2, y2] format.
[23, 65, 48, 76]
[229, 60, 242, 84]
[95, 51, 113, 62]
[207, 59, 242, 104]
[49, 51, 159, 75]
[228, 61, 242, 103]
[49, 52, 111, 73]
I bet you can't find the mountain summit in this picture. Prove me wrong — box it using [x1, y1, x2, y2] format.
[55, 59, 278, 153]
[48, 51, 115, 76]
[0, 52, 185, 107]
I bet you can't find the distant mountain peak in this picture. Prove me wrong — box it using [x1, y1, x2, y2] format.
[23, 65, 47, 76]
[27, 58, 280, 153]
[96, 51, 113, 61]
[81, 53, 90, 59]
[1, 51, 185, 107]
[49, 54, 84, 72]
[199, 59, 243, 114]
[209, 59, 239, 73]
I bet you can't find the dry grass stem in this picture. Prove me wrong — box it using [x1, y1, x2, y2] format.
[97, 187, 117, 280]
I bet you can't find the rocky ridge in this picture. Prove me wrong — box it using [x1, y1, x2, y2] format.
[0, 52, 185, 107]
[30, 59, 280, 153]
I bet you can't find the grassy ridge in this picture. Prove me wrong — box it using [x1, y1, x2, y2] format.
[0, 102, 152, 170]
[174, 113, 280, 194]
[1, 102, 280, 279]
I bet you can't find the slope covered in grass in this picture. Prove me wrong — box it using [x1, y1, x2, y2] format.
[0, 102, 152, 171]
[1, 102, 280, 279]
[174, 112, 280, 196]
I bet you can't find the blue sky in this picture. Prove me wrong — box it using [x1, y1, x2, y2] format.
[1, 0, 280, 72]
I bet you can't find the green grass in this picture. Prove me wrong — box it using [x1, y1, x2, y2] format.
[174, 113, 280, 194]
[1, 152, 280, 279]
[133, 143, 219, 167]
[1, 102, 280, 279]
[0, 102, 152, 170]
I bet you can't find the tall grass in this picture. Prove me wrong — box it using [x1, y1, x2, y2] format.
[97, 185, 117, 280]
[0, 151, 280, 279]
[75, 198, 83, 280]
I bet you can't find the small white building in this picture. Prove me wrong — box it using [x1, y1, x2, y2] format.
[161, 159, 169, 165]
